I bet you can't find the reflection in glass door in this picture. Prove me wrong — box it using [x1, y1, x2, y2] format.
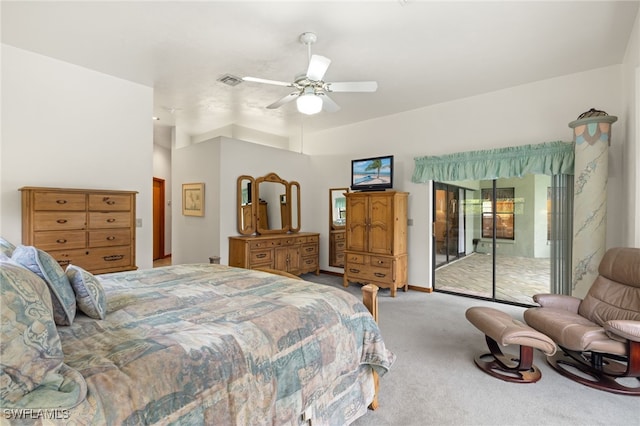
[433, 183, 465, 268]
[434, 176, 553, 306]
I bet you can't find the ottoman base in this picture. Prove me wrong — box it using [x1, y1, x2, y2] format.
[466, 306, 557, 384]
[474, 335, 542, 383]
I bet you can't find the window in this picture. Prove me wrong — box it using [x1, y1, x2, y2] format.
[481, 188, 514, 240]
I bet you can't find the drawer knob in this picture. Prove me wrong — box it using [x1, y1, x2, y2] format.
[349, 268, 360, 273]
[106, 236, 116, 241]
[56, 219, 68, 224]
[103, 197, 116, 205]
[106, 218, 116, 223]
[374, 272, 387, 278]
[56, 239, 67, 244]
[56, 199, 67, 205]
[256, 253, 267, 259]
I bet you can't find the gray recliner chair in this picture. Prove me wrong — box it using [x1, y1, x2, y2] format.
[524, 247, 640, 395]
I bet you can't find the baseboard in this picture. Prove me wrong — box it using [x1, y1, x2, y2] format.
[408, 285, 433, 293]
[319, 269, 344, 277]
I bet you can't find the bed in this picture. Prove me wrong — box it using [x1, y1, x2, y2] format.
[1, 247, 394, 425]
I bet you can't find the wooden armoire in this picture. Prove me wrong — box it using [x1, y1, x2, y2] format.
[343, 191, 408, 297]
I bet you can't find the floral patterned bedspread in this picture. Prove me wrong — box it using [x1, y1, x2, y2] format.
[53, 264, 394, 425]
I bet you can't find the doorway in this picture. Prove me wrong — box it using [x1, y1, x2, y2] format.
[153, 178, 166, 261]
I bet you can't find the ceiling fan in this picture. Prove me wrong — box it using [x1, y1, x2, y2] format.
[243, 32, 378, 115]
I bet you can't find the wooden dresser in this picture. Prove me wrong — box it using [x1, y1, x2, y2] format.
[229, 232, 319, 276]
[343, 191, 408, 297]
[20, 186, 137, 274]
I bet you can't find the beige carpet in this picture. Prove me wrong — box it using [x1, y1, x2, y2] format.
[301, 273, 639, 426]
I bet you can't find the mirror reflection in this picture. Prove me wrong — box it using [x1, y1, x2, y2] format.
[290, 182, 300, 232]
[330, 188, 348, 229]
[257, 180, 288, 233]
[236, 176, 255, 235]
[329, 187, 349, 268]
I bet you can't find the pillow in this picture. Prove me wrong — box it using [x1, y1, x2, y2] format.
[0, 260, 65, 404]
[0, 260, 87, 410]
[11, 245, 76, 325]
[0, 236, 16, 256]
[66, 264, 107, 320]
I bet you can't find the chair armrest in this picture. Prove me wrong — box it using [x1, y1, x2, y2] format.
[533, 294, 581, 313]
[605, 320, 640, 343]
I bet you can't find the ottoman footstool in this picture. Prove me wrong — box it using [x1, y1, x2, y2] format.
[465, 306, 557, 383]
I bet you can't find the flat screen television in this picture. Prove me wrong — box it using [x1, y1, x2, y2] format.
[350, 155, 394, 191]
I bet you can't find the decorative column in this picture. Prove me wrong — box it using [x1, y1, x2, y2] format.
[569, 108, 617, 298]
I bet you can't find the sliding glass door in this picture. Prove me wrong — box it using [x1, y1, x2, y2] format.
[433, 175, 553, 306]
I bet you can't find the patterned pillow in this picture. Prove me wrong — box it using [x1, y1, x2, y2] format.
[66, 264, 107, 320]
[0, 260, 65, 404]
[0, 236, 16, 256]
[11, 245, 77, 325]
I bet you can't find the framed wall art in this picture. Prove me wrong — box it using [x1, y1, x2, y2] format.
[182, 183, 204, 216]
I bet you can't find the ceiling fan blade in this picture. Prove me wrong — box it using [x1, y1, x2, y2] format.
[326, 81, 378, 92]
[266, 92, 300, 109]
[307, 55, 331, 81]
[318, 93, 341, 113]
[243, 76, 294, 87]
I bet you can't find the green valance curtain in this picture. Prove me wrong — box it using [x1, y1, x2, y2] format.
[412, 141, 575, 183]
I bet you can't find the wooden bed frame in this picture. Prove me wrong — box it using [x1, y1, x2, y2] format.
[361, 284, 380, 410]
[255, 268, 381, 410]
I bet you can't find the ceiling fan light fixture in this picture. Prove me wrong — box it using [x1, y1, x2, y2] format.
[297, 92, 323, 115]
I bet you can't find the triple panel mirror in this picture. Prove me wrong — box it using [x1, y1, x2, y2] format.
[236, 173, 300, 235]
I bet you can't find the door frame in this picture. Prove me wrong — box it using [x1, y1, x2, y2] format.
[153, 177, 166, 260]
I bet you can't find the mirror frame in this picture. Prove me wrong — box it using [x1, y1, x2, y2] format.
[256, 172, 291, 234]
[236, 172, 302, 235]
[236, 175, 256, 235]
[329, 188, 349, 230]
[289, 181, 301, 233]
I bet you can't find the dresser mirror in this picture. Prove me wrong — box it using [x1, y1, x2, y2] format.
[237, 172, 300, 235]
[329, 188, 348, 230]
[328, 188, 348, 268]
[236, 176, 255, 235]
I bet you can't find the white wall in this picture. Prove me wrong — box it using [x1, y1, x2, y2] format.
[170, 138, 221, 265]
[170, 136, 315, 266]
[305, 65, 627, 289]
[218, 138, 313, 264]
[1, 45, 155, 269]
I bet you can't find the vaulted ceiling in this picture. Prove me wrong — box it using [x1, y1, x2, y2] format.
[2, 1, 638, 145]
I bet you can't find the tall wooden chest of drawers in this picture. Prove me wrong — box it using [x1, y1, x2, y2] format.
[20, 187, 137, 274]
[228, 232, 320, 276]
